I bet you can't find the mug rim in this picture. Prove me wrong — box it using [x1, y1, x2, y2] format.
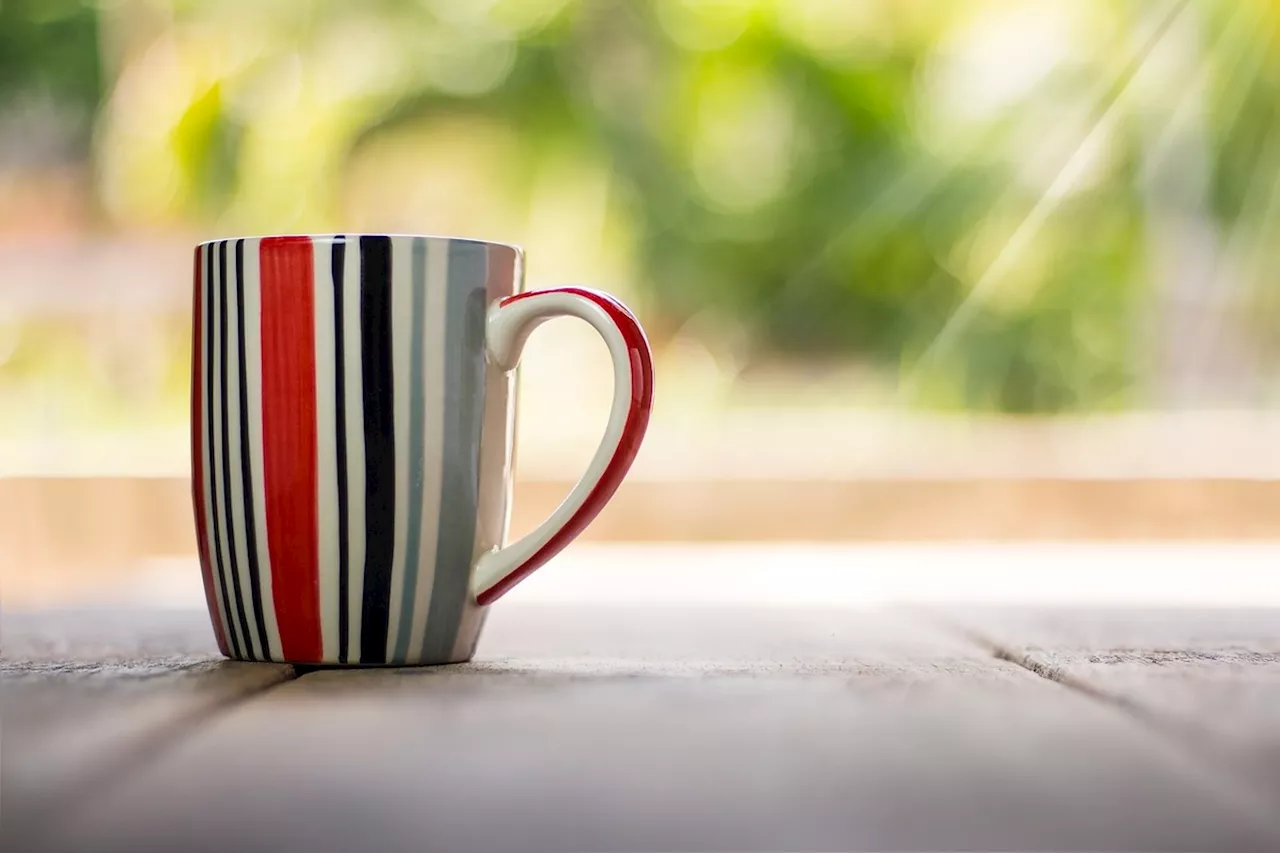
[196, 233, 523, 253]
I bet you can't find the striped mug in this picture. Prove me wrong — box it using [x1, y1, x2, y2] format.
[190, 234, 653, 666]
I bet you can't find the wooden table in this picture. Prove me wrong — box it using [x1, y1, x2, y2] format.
[5, 545, 1280, 852]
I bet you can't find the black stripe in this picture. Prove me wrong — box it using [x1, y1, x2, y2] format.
[206, 244, 241, 660]
[219, 239, 256, 660]
[358, 235, 395, 664]
[235, 239, 270, 658]
[332, 237, 351, 665]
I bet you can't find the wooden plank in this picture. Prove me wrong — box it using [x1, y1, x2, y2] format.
[13, 479, 1280, 610]
[937, 607, 1280, 797]
[31, 605, 1280, 853]
[2, 609, 293, 841]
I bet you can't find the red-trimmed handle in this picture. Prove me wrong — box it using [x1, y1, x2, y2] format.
[471, 286, 654, 605]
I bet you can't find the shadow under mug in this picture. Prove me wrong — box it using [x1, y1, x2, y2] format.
[189, 234, 653, 666]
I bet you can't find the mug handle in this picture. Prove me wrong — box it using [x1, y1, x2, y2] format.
[470, 286, 655, 605]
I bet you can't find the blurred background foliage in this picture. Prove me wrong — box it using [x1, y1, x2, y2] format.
[3, 0, 1280, 421]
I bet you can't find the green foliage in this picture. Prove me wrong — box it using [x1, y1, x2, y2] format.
[5, 0, 1278, 413]
[170, 82, 244, 214]
[0, 0, 101, 146]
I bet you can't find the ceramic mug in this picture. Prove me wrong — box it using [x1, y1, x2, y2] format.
[189, 234, 653, 665]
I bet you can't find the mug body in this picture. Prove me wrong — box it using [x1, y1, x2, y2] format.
[190, 234, 522, 666]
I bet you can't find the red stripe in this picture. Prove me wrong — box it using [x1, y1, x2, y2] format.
[192, 247, 229, 656]
[259, 237, 323, 662]
[476, 286, 654, 606]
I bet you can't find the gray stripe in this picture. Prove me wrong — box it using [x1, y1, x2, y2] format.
[420, 240, 488, 662]
[393, 237, 429, 662]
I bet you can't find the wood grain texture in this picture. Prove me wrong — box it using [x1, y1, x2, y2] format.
[23, 605, 1280, 853]
[2, 609, 293, 841]
[936, 607, 1280, 798]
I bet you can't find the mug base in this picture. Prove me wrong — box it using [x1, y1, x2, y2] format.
[220, 653, 477, 668]
[210, 606, 487, 668]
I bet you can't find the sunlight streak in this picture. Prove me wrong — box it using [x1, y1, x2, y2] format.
[898, 0, 1193, 405]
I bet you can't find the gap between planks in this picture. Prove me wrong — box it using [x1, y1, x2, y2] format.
[18, 664, 303, 830]
[922, 611, 1280, 833]
[25, 606, 1280, 847]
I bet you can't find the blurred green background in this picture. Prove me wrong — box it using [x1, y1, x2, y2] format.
[2, 0, 1280, 440]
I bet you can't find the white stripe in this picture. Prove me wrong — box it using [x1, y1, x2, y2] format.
[385, 237, 414, 659]
[314, 237, 341, 662]
[343, 240, 366, 663]
[200, 245, 230, 646]
[225, 242, 264, 661]
[242, 238, 282, 661]
[407, 241, 449, 654]
[210, 243, 247, 656]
